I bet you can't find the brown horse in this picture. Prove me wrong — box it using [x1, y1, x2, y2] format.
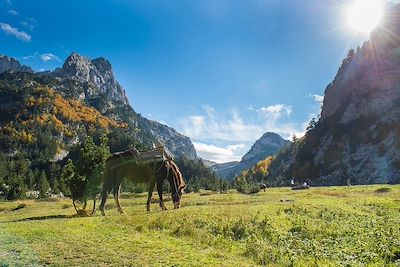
[98, 148, 186, 215]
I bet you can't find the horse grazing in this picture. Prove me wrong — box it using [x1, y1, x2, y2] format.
[98, 146, 186, 215]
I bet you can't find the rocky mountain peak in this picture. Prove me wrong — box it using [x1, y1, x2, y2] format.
[91, 57, 112, 72]
[212, 132, 289, 179]
[0, 55, 33, 73]
[241, 132, 289, 162]
[55, 52, 129, 105]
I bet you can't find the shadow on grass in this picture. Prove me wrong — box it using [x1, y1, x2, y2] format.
[1, 213, 89, 223]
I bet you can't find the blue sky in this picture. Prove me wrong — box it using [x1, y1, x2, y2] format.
[0, 0, 381, 162]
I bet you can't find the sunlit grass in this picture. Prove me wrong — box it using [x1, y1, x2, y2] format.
[0, 185, 399, 266]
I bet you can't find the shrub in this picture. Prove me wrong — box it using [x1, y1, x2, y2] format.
[375, 187, 391, 194]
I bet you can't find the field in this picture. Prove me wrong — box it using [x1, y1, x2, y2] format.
[0, 185, 399, 267]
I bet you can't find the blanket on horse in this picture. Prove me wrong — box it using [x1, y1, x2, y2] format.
[108, 146, 173, 171]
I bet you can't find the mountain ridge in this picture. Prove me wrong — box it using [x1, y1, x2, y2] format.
[212, 132, 289, 179]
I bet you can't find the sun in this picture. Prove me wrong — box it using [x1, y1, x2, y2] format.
[347, 0, 383, 34]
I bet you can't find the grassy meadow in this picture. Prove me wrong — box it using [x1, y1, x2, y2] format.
[0, 185, 399, 266]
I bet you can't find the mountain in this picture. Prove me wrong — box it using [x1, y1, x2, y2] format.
[268, 4, 400, 185]
[0, 55, 33, 73]
[201, 159, 217, 168]
[52, 53, 128, 105]
[212, 132, 289, 179]
[0, 52, 197, 161]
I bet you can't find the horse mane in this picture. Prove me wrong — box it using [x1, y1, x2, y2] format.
[167, 160, 186, 190]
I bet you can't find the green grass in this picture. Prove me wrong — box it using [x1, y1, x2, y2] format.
[0, 185, 400, 266]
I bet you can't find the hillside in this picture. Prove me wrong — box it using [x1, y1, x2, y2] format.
[212, 132, 289, 179]
[268, 4, 400, 185]
[0, 53, 197, 160]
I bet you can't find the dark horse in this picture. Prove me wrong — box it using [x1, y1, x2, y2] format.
[98, 147, 186, 215]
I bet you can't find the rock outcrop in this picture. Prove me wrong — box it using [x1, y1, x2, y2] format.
[0, 55, 33, 73]
[53, 52, 128, 105]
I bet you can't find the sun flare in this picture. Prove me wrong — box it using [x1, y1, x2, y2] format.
[347, 0, 383, 34]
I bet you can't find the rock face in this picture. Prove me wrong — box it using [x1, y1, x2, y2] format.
[136, 116, 197, 160]
[0, 55, 33, 73]
[269, 4, 400, 185]
[53, 53, 128, 105]
[213, 132, 289, 179]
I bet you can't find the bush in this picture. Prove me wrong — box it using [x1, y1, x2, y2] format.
[375, 187, 391, 194]
[236, 183, 260, 195]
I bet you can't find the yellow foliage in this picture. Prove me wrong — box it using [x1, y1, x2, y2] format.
[253, 156, 274, 177]
[50, 114, 64, 130]
[53, 94, 121, 129]
[26, 96, 35, 107]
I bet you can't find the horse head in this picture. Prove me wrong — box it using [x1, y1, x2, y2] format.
[166, 160, 186, 209]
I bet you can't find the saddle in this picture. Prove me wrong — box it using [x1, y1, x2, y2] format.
[108, 145, 174, 170]
[139, 145, 174, 163]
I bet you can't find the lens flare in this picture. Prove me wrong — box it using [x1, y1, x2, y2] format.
[347, 0, 383, 34]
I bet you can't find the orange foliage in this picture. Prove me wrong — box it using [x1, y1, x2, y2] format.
[53, 94, 121, 129]
[252, 156, 274, 177]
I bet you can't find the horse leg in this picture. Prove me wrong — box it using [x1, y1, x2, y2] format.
[91, 198, 96, 215]
[99, 168, 111, 216]
[114, 184, 125, 214]
[99, 190, 108, 216]
[157, 181, 167, 211]
[146, 181, 156, 212]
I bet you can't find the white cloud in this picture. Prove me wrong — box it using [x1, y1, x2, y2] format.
[257, 104, 293, 119]
[179, 104, 301, 143]
[20, 18, 38, 31]
[193, 142, 246, 163]
[178, 103, 318, 162]
[22, 52, 38, 60]
[40, 53, 60, 62]
[0, 23, 31, 42]
[310, 94, 324, 104]
[8, 9, 18, 16]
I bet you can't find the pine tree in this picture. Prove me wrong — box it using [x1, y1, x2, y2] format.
[7, 173, 27, 200]
[38, 170, 50, 198]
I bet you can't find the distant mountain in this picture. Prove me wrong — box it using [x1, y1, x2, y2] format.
[212, 132, 289, 179]
[0, 52, 197, 161]
[211, 161, 239, 177]
[0, 55, 33, 73]
[202, 159, 217, 168]
[268, 4, 400, 185]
